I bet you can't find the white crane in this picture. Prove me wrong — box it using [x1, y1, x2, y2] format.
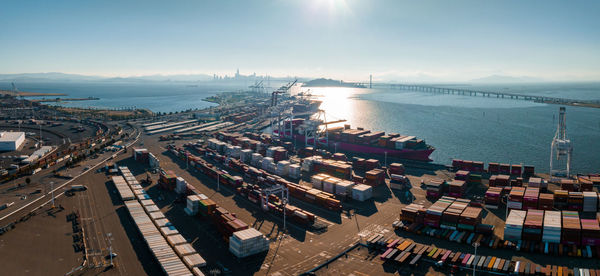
[261, 185, 289, 233]
[550, 107, 572, 178]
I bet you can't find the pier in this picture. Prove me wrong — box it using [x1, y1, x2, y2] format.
[387, 84, 600, 108]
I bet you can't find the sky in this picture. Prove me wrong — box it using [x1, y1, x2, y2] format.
[1, 0, 599, 82]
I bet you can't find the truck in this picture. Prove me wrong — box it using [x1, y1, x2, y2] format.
[70, 185, 87, 191]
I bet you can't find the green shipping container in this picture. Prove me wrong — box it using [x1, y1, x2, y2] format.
[458, 224, 475, 231]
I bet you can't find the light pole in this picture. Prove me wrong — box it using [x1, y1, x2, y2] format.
[506, 195, 510, 220]
[217, 173, 220, 191]
[384, 152, 387, 168]
[472, 242, 479, 276]
[282, 197, 286, 235]
[50, 181, 55, 208]
[107, 233, 114, 266]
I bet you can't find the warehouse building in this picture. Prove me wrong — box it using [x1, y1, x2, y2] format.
[0, 131, 25, 151]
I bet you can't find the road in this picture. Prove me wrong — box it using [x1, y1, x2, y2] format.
[0, 125, 139, 223]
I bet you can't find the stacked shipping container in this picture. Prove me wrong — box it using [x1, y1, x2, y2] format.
[424, 197, 454, 228]
[504, 210, 526, 242]
[542, 211, 561, 244]
[561, 211, 581, 246]
[522, 209, 544, 241]
[441, 199, 470, 229]
[484, 187, 502, 209]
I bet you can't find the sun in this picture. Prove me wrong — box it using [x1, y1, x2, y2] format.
[310, 0, 352, 17]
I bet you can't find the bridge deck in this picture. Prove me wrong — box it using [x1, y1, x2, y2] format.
[384, 84, 600, 107]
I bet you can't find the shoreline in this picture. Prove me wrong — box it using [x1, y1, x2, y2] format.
[30, 97, 100, 103]
[0, 90, 67, 96]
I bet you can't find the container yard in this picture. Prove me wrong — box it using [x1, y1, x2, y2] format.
[127, 114, 600, 275]
[4, 91, 599, 276]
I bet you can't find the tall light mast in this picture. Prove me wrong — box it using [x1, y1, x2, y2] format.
[550, 107, 572, 178]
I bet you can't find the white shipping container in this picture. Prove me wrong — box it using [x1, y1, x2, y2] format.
[262, 157, 274, 169]
[542, 210, 561, 243]
[504, 210, 526, 242]
[288, 164, 301, 179]
[311, 175, 325, 190]
[335, 180, 354, 196]
[322, 177, 339, 194]
[240, 149, 253, 163]
[352, 184, 373, 201]
[229, 228, 269, 258]
[276, 161, 290, 176]
[183, 253, 207, 268]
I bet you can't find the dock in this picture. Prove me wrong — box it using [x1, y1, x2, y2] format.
[388, 84, 600, 108]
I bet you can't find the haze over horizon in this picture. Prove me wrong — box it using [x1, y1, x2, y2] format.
[1, 0, 599, 82]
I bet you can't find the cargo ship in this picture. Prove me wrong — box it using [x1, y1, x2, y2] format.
[292, 94, 322, 116]
[277, 119, 435, 162]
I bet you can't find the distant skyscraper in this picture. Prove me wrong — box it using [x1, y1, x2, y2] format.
[235, 68, 240, 79]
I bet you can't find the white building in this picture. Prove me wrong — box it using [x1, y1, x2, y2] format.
[0, 131, 25, 151]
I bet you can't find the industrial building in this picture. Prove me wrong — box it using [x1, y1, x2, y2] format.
[0, 131, 25, 151]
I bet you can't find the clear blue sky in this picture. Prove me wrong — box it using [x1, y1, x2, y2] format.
[1, 0, 599, 81]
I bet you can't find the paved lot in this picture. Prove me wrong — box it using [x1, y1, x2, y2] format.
[138, 134, 600, 275]
[0, 198, 82, 276]
[0, 154, 163, 276]
[312, 245, 446, 276]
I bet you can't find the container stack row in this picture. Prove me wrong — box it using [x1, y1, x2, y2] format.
[124, 201, 196, 276]
[453, 159, 534, 178]
[458, 207, 483, 232]
[401, 197, 485, 232]
[424, 197, 455, 228]
[399, 203, 426, 223]
[448, 180, 467, 198]
[542, 211, 561, 244]
[440, 199, 470, 230]
[119, 166, 206, 275]
[112, 175, 135, 201]
[484, 187, 502, 209]
[311, 158, 353, 180]
[504, 210, 526, 242]
[504, 209, 600, 247]
[425, 179, 446, 199]
[229, 228, 270, 258]
[310, 173, 358, 199]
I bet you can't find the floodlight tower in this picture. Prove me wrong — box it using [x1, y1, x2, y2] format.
[550, 107, 572, 178]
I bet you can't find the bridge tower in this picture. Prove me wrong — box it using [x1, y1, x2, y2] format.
[550, 107, 572, 178]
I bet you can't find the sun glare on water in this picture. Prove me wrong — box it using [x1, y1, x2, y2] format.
[300, 87, 358, 128]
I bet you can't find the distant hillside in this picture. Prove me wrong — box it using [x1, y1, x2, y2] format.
[470, 75, 543, 83]
[302, 78, 366, 88]
[0, 72, 213, 83]
[0, 72, 103, 82]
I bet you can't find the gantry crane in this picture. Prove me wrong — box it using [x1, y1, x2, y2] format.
[261, 184, 289, 232]
[550, 107, 573, 178]
[269, 79, 298, 136]
[297, 110, 346, 148]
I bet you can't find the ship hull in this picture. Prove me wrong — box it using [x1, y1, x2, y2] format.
[282, 133, 434, 162]
[331, 141, 434, 161]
